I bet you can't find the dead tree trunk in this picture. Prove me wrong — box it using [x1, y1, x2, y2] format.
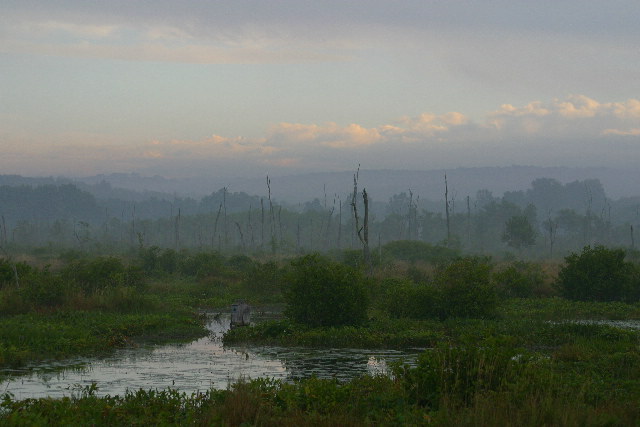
[260, 198, 265, 250]
[444, 173, 451, 245]
[337, 198, 342, 250]
[547, 210, 557, 259]
[351, 168, 372, 274]
[223, 187, 228, 250]
[174, 208, 181, 251]
[235, 221, 246, 251]
[213, 202, 223, 249]
[248, 205, 254, 249]
[267, 177, 276, 253]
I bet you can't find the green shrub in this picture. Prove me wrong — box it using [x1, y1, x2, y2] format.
[396, 343, 525, 409]
[0, 259, 32, 287]
[178, 252, 225, 278]
[435, 257, 499, 319]
[20, 271, 67, 308]
[284, 254, 368, 327]
[382, 240, 459, 265]
[242, 261, 283, 296]
[156, 249, 179, 274]
[225, 255, 255, 274]
[556, 246, 640, 302]
[64, 257, 144, 294]
[493, 261, 545, 298]
[378, 278, 439, 320]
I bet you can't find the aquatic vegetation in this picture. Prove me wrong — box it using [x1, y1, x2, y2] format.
[3, 248, 640, 425]
[0, 310, 206, 369]
[284, 254, 368, 327]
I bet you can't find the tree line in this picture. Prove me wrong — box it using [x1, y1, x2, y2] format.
[1, 177, 638, 259]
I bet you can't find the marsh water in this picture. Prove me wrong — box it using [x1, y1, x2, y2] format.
[0, 312, 422, 400]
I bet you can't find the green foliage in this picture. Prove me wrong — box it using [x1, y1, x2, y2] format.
[396, 343, 526, 409]
[0, 311, 206, 369]
[502, 214, 536, 249]
[382, 240, 459, 265]
[284, 254, 368, 327]
[64, 256, 144, 294]
[374, 257, 500, 320]
[20, 270, 67, 308]
[435, 257, 499, 319]
[0, 259, 32, 287]
[178, 251, 225, 278]
[225, 254, 255, 273]
[241, 260, 283, 297]
[377, 278, 440, 320]
[557, 245, 640, 302]
[493, 261, 545, 298]
[139, 246, 179, 275]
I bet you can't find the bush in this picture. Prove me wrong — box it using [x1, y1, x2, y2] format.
[64, 257, 144, 294]
[0, 259, 32, 287]
[284, 254, 368, 327]
[556, 246, 640, 302]
[435, 257, 499, 319]
[242, 261, 283, 297]
[378, 278, 439, 320]
[20, 271, 68, 308]
[382, 240, 459, 265]
[178, 252, 225, 278]
[493, 261, 545, 298]
[396, 343, 525, 409]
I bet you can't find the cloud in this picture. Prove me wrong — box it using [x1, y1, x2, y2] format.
[487, 95, 640, 138]
[140, 94, 640, 170]
[3, 2, 639, 64]
[268, 122, 381, 148]
[2, 95, 640, 177]
[602, 128, 640, 136]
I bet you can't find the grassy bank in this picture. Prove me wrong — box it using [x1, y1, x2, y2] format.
[219, 296, 640, 425]
[0, 310, 206, 369]
[223, 297, 640, 348]
[2, 354, 639, 426]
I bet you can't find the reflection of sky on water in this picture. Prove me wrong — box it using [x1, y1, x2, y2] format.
[0, 314, 420, 400]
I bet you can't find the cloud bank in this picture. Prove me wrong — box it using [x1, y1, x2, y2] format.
[3, 95, 639, 178]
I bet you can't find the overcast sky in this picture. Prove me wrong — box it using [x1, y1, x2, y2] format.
[1, 1, 639, 178]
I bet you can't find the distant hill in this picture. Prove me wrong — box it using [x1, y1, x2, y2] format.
[3, 166, 640, 204]
[226, 166, 640, 203]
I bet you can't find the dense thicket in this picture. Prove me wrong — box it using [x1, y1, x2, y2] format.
[284, 254, 368, 327]
[557, 245, 640, 302]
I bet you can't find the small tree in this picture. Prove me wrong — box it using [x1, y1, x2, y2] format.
[502, 215, 536, 250]
[556, 245, 639, 302]
[284, 254, 368, 327]
[435, 257, 498, 319]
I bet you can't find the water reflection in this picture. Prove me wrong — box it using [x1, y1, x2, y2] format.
[0, 313, 420, 400]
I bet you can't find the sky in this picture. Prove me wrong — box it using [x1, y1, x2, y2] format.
[1, 1, 640, 179]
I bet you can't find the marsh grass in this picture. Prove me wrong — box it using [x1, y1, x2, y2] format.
[0, 310, 206, 368]
[3, 360, 639, 426]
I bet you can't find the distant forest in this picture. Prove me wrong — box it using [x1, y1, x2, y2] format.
[0, 175, 638, 259]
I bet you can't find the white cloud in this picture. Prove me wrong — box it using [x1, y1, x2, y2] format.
[2, 95, 640, 177]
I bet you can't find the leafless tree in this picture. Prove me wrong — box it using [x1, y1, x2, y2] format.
[351, 166, 372, 274]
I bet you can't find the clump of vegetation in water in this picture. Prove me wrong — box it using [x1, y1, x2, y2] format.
[284, 254, 368, 327]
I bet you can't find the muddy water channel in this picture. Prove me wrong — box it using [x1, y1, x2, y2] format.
[1, 313, 422, 400]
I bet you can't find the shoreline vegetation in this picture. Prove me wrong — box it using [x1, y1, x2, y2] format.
[2, 243, 640, 425]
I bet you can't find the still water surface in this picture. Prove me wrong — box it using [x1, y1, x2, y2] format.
[1, 313, 422, 400]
